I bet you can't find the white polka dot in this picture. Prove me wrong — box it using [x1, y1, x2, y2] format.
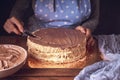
[45, 4, 48, 7]
[72, 1, 75, 4]
[80, 0, 82, 3]
[40, 17, 43, 20]
[35, 4, 37, 8]
[58, 25, 61, 27]
[71, 11, 74, 14]
[76, 16, 79, 19]
[65, 15, 69, 19]
[50, 10, 54, 12]
[44, 14, 48, 17]
[40, 0, 43, 2]
[48, 3, 53, 12]
[89, 9, 91, 12]
[35, 13, 38, 16]
[56, 4, 59, 8]
[48, 3, 53, 8]
[64, 22, 68, 25]
[49, 19, 53, 21]
[55, 14, 58, 18]
[76, 6, 79, 9]
[84, 4, 87, 8]
[81, 10, 83, 14]
[66, 5, 69, 8]
[61, 0, 64, 3]
[60, 10, 64, 13]
[39, 9, 43, 13]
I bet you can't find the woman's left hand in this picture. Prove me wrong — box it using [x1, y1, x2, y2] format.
[75, 26, 95, 47]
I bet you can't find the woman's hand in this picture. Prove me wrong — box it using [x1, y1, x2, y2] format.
[3, 17, 24, 35]
[75, 26, 95, 47]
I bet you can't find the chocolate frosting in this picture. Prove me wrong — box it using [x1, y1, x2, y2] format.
[28, 28, 86, 49]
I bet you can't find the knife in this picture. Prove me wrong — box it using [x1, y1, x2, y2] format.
[22, 30, 36, 37]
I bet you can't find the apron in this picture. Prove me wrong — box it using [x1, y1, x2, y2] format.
[27, 0, 91, 32]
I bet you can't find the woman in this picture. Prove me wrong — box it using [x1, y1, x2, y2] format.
[3, 0, 99, 46]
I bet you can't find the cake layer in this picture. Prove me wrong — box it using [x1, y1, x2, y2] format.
[28, 56, 87, 68]
[28, 43, 101, 68]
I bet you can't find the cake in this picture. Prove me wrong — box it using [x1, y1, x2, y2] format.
[27, 28, 101, 68]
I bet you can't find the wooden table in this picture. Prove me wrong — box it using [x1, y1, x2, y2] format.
[0, 36, 81, 80]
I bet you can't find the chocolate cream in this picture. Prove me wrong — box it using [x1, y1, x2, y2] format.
[0, 46, 21, 70]
[28, 28, 86, 49]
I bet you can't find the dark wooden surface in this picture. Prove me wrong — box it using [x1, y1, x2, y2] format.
[0, 36, 81, 80]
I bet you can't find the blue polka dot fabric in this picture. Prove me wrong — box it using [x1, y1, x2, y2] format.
[34, 0, 91, 28]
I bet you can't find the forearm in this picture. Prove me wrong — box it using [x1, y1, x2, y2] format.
[81, 0, 100, 32]
[9, 0, 33, 22]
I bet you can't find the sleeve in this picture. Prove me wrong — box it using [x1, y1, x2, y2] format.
[81, 0, 100, 32]
[9, 0, 33, 22]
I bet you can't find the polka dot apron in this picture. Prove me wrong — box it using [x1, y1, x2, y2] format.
[29, 0, 91, 30]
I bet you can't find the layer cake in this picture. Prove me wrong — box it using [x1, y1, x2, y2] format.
[27, 28, 101, 68]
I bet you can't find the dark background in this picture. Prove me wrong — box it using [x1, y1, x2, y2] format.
[0, 0, 120, 35]
[94, 0, 120, 35]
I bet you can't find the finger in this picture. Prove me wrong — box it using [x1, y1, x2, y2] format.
[85, 28, 91, 37]
[3, 20, 11, 33]
[3, 19, 15, 33]
[87, 36, 95, 46]
[7, 21, 21, 35]
[85, 29, 92, 45]
[10, 17, 24, 33]
[12, 27, 21, 35]
[75, 26, 86, 34]
[4, 19, 21, 34]
[91, 39, 95, 46]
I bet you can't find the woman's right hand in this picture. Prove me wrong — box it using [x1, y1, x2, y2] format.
[3, 17, 24, 35]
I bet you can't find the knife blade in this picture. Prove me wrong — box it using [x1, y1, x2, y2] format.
[22, 31, 36, 37]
